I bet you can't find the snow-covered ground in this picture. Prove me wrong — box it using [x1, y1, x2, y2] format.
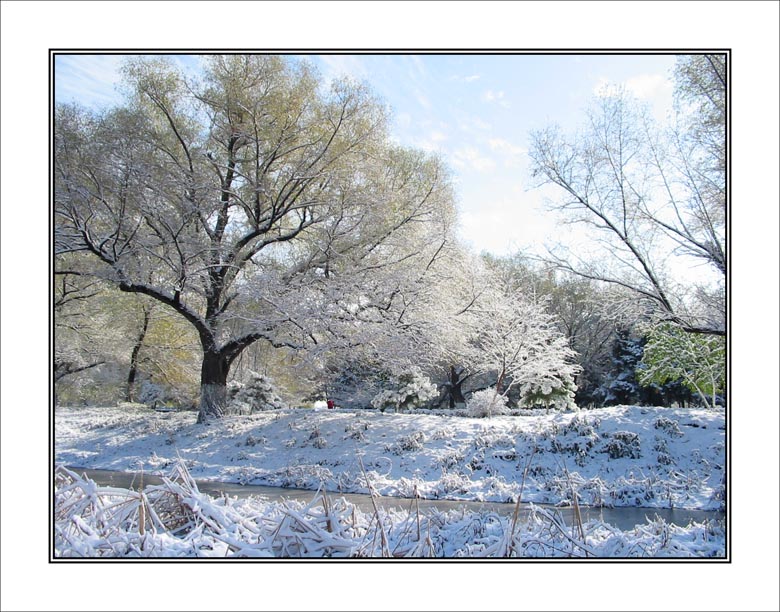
[54, 403, 727, 558]
[55, 404, 726, 511]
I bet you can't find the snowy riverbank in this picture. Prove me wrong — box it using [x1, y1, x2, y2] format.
[55, 404, 726, 511]
[53, 403, 728, 559]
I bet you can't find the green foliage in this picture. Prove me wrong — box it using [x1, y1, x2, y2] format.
[638, 323, 725, 408]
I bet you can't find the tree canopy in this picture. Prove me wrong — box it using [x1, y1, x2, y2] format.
[529, 54, 726, 337]
[55, 55, 457, 421]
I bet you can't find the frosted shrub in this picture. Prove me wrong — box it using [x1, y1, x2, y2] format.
[385, 431, 426, 455]
[227, 372, 287, 414]
[434, 472, 471, 496]
[370, 389, 398, 413]
[654, 416, 684, 438]
[371, 368, 438, 412]
[602, 431, 642, 460]
[466, 388, 509, 418]
[517, 375, 578, 411]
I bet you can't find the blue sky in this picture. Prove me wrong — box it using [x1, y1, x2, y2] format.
[54, 52, 677, 257]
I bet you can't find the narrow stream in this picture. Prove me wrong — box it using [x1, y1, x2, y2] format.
[64, 467, 724, 531]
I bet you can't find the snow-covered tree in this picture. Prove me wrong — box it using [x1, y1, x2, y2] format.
[226, 371, 287, 413]
[55, 55, 456, 423]
[482, 253, 629, 408]
[314, 250, 581, 412]
[295, 221, 469, 407]
[529, 54, 726, 337]
[461, 281, 580, 411]
[54, 265, 139, 405]
[371, 367, 438, 412]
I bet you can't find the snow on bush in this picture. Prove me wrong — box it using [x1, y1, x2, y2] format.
[370, 368, 438, 412]
[226, 371, 287, 414]
[136, 381, 195, 409]
[517, 374, 578, 411]
[385, 431, 426, 455]
[601, 431, 642, 460]
[654, 416, 684, 438]
[466, 388, 509, 418]
[546, 415, 602, 466]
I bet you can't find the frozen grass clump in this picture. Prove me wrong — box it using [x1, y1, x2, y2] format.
[270, 464, 334, 489]
[54, 460, 725, 558]
[436, 450, 466, 470]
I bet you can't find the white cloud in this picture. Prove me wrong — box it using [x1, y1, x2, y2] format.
[625, 73, 672, 99]
[318, 55, 368, 82]
[482, 89, 510, 108]
[396, 112, 412, 129]
[452, 147, 496, 173]
[593, 73, 674, 120]
[55, 55, 126, 108]
[413, 129, 449, 153]
[457, 114, 493, 135]
[451, 73, 481, 83]
[458, 193, 554, 256]
[457, 185, 594, 257]
[488, 138, 526, 156]
[487, 138, 527, 168]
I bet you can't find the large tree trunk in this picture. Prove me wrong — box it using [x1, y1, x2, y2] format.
[196, 331, 264, 423]
[198, 350, 230, 423]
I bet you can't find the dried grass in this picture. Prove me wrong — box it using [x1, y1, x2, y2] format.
[53, 459, 724, 558]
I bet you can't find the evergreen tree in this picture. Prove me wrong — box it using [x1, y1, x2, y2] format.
[602, 330, 645, 406]
[227, 372, 287, 414]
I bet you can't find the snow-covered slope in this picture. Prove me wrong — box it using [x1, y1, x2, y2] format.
[55, 404, 725, 510]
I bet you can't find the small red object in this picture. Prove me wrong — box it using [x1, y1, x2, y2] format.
[326, 400, 335, 410]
